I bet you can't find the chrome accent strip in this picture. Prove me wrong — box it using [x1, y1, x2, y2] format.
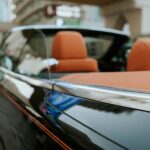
[0, 67, 53, 89]
[11, 25, 129, 36]
[54, 81, 150, 112]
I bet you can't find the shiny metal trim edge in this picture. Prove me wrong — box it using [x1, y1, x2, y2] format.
[0, 67, 53, 89]
[54, 81, 150, 112]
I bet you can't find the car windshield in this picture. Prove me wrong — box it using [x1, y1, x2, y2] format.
[0, 27, 127, 79]
[0, 29, 51, 78]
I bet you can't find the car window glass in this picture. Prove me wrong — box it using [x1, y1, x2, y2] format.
[0, 29, 50, 78]
[4, 31, 27, 60]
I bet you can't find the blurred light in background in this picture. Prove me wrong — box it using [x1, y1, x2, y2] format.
[56, 18, 64, 26]
[0, 0, 100, 29]
[0, 0, 13, 22]
[45, 3, 101, 27]
[56, 5, 81, 18]
[122, 23, 131, 35]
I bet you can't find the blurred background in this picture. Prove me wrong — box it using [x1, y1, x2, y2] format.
[1, 0, 150, 41]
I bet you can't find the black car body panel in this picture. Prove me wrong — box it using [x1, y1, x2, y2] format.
[0, 68, 150, 150]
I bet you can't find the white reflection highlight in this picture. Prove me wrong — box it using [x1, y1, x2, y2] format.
[1, 74, 34, 106]
[0, 67, 53, 89]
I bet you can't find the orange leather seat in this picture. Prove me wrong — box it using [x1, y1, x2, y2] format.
[51, 31, 98, 72]
[127, 39, 150, 71]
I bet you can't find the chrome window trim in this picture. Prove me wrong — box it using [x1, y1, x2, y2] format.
[10, 25, 129, 37]
[0, 67, 53, 89]
[54, 81, 150, 112]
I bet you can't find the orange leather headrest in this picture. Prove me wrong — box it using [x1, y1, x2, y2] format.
[52, 31, 87, 59]
[127, 39, 150, 71]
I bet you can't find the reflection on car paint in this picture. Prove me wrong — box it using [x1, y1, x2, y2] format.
[40, 91, 81, 118]
[40, 91, 129, 150]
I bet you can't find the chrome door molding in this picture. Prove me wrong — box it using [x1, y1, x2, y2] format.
[54, 80, 150, 112]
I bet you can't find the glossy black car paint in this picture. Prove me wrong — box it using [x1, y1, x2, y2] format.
[0, 69, 150, 150]
[0, 88, 63, 150]
[40, 90, 150, 150]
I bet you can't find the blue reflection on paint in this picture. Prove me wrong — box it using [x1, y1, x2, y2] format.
[40, 91, 82, 118]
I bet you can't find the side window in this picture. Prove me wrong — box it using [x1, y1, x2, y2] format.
[27, 30, 48, 58]
[0, 31, 28, 70]
[0, 29, 49, 77]
[4, 31, 28, 60]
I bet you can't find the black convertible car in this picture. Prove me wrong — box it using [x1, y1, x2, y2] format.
[0, 25, 150, 150]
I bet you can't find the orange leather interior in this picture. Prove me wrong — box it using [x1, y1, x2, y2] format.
[52, 58, 98, 72]
[51, 31, 98, 72]
[60, 71, 150, 92]
[127, 39, 150, 71]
